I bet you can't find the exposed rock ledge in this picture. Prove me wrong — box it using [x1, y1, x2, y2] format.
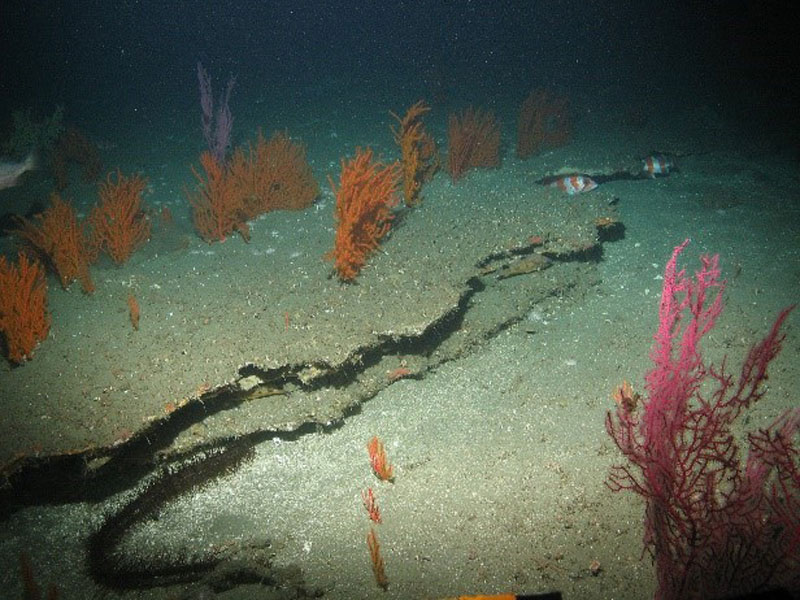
[0, 173, 621, 495]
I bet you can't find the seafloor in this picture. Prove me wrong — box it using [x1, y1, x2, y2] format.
[0, 87, 798, 600]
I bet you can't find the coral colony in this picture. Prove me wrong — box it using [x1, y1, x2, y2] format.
[327, 149, 401, 281]
[197, 61, 235, 163]
[2, 97, 443, 362]
[8, 71, 797, 598]
[364, 436, 393, 589]
[606, 240, 798, 600]
[366, 435, 395, 481]
[0, 253, 50, 363]
[1, 93, 508, 362]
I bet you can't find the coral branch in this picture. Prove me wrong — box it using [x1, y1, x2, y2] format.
[605, 239, 798, 599]
[362, 487, 382, 524]
[327, 148, 400, 281]
[446, 106, 500, 182]
[390, 100, 438, 206]
[229, 130, 318, 218]
[89, 170, 150, 264]
[366, 527, 389, 589]
[187, 132, 318, 243]
[14, 193, 94, 293]
[0, 252, 50, 364]
[516, 89, 571, 158]
[127, 293, 140, 331]
[367, 435, 395, 481]
[187, 151, 249, 243]
[51, 125, 102, 191]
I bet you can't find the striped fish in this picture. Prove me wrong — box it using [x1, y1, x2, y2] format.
[641, 153, 674, 178]
[549, 174, 598, 195]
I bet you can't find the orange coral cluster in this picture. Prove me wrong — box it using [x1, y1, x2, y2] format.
[363, 437, 392, 588]
[89, 170, 151, 264]
[446, 106, 501, 182]
[390, 100, 439, 206]
[187, 131, 318, 243]
[0, 252, 50, 363]
[14, 193, 94, 293]
[327, 149, 400, 281]
[187, 151, 249, 243]
[232, 130, 319, 217]
[516, 89, 571, 158]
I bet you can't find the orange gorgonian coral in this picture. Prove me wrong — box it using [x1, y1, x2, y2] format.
[327, 148, 400, 281]
[0, 252, 50, 363]
[89, 169, 150, 264]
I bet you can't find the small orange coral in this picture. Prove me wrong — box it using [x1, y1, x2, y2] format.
[516, 89, 571, 158]
[187, 131, 318, 243]
[362, 487, 382, 523]
[447, 106, 500, 182]
[14, 193, 94, 293]
[230, 130, 319, 218]
[127, 293, 140, 331]
[390, 100, 438, 206]
[366, 527, 389, 590]
[0, 252, 50, 363]
[89, 169, 150, 264]
[187, 151, 249, 243]
[327, 148, 400, 281]
[367, 435, 395, 481]
[612, 380, 639, 413]
[51, 126, 102, 190]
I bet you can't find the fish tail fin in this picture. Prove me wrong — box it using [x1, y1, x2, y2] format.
[24, 151, 37, 171]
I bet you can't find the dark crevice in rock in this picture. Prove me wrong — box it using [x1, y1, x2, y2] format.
[0, 239, 609, 517]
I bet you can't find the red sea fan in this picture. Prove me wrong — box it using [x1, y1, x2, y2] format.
[606, 239, 798, 600]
